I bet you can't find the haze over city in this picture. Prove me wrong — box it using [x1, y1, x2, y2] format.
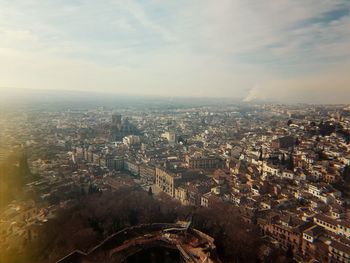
[2, 2, 350, 263]
[0, 0, 349, 103]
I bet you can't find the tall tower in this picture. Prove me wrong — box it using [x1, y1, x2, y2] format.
[111, 114, 139, 141]
[112, 114, 122, 129]
[111, 114, 122, 141]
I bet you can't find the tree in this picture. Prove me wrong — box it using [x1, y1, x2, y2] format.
[319, 121, 335, 137]
[281, 154, 286, 165]
[317, 148, 327, 161]
[88, 184, 93, 194]
[148, 186, 153, 196]
[24, 187, 285, 263]
[286, 244, 294, 259]
[346, 133, 350, 144]
[259, 148, 263, 161]
[343, 165, 350, 182]
[81, 186, 86, 196]
[128, 210, 139, 225]
[288, 154, 294, 171]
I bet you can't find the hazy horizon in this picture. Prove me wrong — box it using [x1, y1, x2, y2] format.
[1, 88, 349, 108]
[1, 1, 350, 103]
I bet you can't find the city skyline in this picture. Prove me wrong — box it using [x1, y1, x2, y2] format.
[2, 2, 350, 261]
[0, 1, 349, 103]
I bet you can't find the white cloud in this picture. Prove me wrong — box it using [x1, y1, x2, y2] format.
[0, 0, 349, 102]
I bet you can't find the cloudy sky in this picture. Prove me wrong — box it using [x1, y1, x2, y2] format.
[0, 0, 349, 103]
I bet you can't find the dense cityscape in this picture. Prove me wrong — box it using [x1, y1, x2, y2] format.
[1, 1, 350, 262]
[1, 101, 350, 262]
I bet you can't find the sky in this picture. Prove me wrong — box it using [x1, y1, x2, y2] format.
[0, 0, 349, 103]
